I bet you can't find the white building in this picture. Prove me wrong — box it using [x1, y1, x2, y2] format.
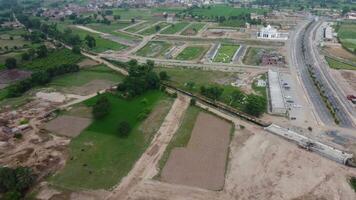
[324, 26, 333, 40]
[267, 70, 287, 115]
[257, 25, 288, 40]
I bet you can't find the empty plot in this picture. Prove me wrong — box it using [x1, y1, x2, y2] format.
[161, 112, 231, 190]
[176, 45, 208, 60]
[136, 41, 172, 58]
[181, 23, 206, 36]
[213, 44, 240, 63]
[45, 115, 91, 138]
[125, 21, 152, 33]
[160, 22, 190, 34]
[138, 22, 170, 36]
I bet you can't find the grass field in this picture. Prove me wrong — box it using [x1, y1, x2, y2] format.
[21, 48, 84, 71]
[86, 22, 140, 40]
[325, 57, 356, 70]
[213, 44, 240, 63]
[176, 46, 207, 60]
[138, 22, 170, 36]
[181, 23, 205, 36]
[136, 41, 172, 58]
[160, 22, 190, 34]
[155, 67, 245, 109]
[50, 91, 171, 190]
[337, 23, 356, 53]
[112, 8, 153, 20]
[49, 65, 124, 89]
[182, 5, 266, 18]
[156, 106, 200, 178]
[125, 21, 152, 33]
[242, 47, 270, 66]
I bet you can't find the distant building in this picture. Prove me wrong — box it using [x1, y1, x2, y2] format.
[346, 12, 356, 20]
[267, 70, 286, 115]
[257, 25, 288, 40]
[324, 26, 333, 41]
[261, 54, 285, 66]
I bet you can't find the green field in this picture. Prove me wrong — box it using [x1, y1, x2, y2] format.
[138, 22, 170, 36]
[156, 106, 201, 178]
[176, 46, 207, 60]
[338, 23, 356, 53]
[86, 22, 140, 40]
[112, 8, 154, 20]
[155, 67, 245, 109]
[181, 23, 205, 36]
[136, 41, 172, 58]
[49, 65, 124, 89]
[182, 5, 266, 18]
[160, 22, 190, 34]
[50, 91, 172, 190]
[125, 21, 152, 33]
[325, 57, 356, 70]
[213, 44, 240, 63]
[21, 48, 84, 71]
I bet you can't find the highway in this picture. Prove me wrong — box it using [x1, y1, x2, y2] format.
[290, 18, 355, 128]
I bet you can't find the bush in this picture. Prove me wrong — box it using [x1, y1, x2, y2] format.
[190, 98, 196, 106]
[159, 71, 169, 81]
[0, 167, 35, 198]
[92, 96, 111, 119]
[350, 177, 356, 192]
[118, 121, 131, 137]
[244, 94, 266, 117]
[5, 57, 17, 69]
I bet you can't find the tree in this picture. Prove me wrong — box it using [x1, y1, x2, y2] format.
[85, 35, 96, 49]
[114, 15, 121, 20]
[186, 81, 195, 90]
[92, 96, 110, 119]
[36, 45, 48, 58]
[72, 45, 81, 54]
[5, 58, 17, 69]
[117, 121, 131, 137]
[31, 71, 51, 85]
[244, 94, 266, 117]
[155, 25, 161, 32]
[21, 52, 30, 61]
[131, 18, 135, 23]
[159, 71, 169, 81]
[230, 89, 245, 105]
[200, 86, 224, 101]
[0, 167, 35, 199]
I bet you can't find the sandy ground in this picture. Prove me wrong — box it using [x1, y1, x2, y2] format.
[324, 45, 356, 62]
[36, 92, 66, 103]
[339, 70, 356, 92]
[161, 112, 231, 190]
[44, 115, 91, 138]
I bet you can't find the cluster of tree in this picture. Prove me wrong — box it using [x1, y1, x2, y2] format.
[92, 96, 111, 119]
[244, 94, 266, 117]
[200, 86, 224, 101]
[4, 45, 48, 69]
[0, 166, 36, 200]
[117, 60, 161, 98]
[7, 64, 79, 97]
[117, 121, 131, 137]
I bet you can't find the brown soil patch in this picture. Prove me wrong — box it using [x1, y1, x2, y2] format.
[77, 59, 99, 68]
[0, 69, 32, 86]
[65, 80, 115, 96]
[325, 45, 356, 62]
[340, 70, 356, 91]
[161, 112, 231, 190]
[45, 115, 91, 138]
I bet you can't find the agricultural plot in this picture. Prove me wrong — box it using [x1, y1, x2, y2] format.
[86, 21, 141, 40]
[161, 111, 231, 190]
[136, 41, 172, 58]
[176, 45, 208, 61]
[160, 22, 190, 34]
[337, 23, 356, 53]
[325, 57, 356, 70]
[182, 5, 266, 18]
[21, 48, 84, 71]
[213, 44, 240, 63]
[50, 91, 172, 190]
[138, 22, 170, 36]
[181, 23, 206, 36]
[125, 21, 152, 33]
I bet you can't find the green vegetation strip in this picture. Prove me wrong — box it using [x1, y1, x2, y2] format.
[50, 91, 168, 190]
[156, 106, 201, 178]
[138, 22, 170, 36]
[337, 22, 356, 53]
[125, 21, 152, 33]
[176, 46, 207, 60]
[86, 23, 140, 40]
[325, 56, 356, 70]
[213, 44, 240, 63]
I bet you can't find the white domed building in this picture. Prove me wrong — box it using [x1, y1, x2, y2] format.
[257, 25, 288, 40]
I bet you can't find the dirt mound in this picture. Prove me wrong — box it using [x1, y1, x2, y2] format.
[161, 112, 231, 190]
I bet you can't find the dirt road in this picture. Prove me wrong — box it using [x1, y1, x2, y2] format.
[105, 94, 190, 200]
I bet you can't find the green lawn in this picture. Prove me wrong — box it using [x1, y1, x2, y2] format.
[181, 23, 205, 36]
[125, 21, 152, 33]
[325, 56, 356, 70]
[49, 65, 124, 89]
[156, 106, 201, 178]
[176, 46, 207, 60]
[50, 91, 171, 190]
[21, 48, 84, 71]
[138, 22, 170, 36]
[136, 41, 172, 58]
[160, 22, 190, 34]
[338, 23, 356, 53]
[213, 44, 240, 63]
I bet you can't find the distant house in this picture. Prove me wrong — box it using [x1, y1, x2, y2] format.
[346, 12, 356, 20]
[257, 25, 288, 40]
